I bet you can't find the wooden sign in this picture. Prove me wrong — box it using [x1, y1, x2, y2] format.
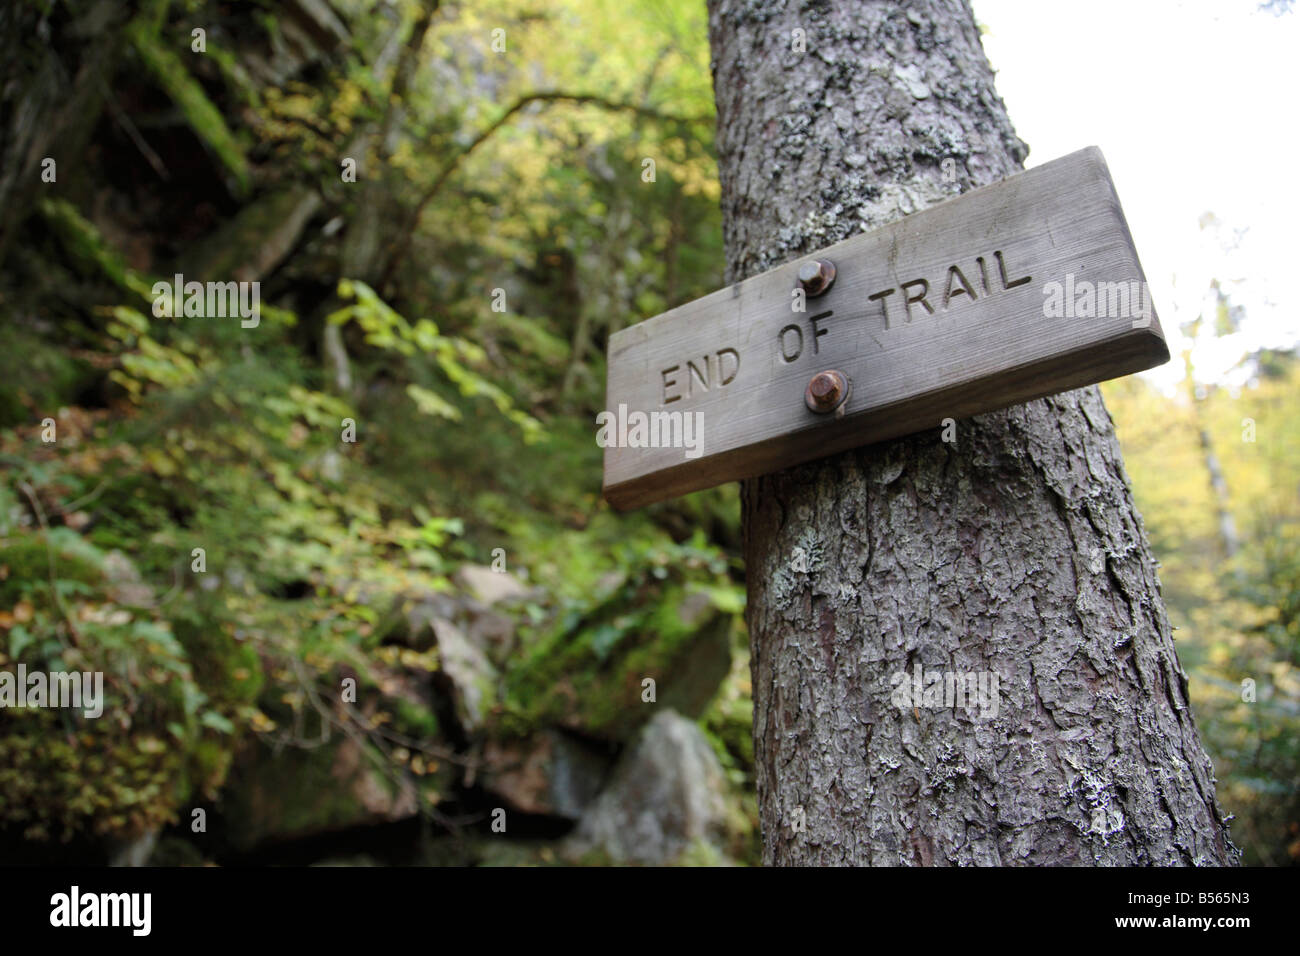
[602, 147, 1168, 510]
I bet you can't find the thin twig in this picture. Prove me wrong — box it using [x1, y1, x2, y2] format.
[104, 89, 171, 182]
[377, 90, 710, 290]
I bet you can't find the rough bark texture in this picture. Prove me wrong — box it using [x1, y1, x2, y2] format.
[707, 0, 1238, 866]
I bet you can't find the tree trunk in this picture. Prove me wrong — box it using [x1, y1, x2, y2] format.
[1182, 317, 1239, 562]
[707, 0, 1237, 866]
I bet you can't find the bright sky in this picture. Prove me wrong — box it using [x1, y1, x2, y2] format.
[973, 0, 1300, 392]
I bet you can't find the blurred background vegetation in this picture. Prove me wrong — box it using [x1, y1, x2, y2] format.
[0, 0, 1294, 865]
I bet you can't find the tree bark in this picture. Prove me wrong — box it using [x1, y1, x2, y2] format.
[707, 0, 1237, 866]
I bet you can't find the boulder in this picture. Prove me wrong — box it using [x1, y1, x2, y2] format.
[504, 579, 733, 742]
[567, 710, 728, 865]
[107, 829, 158, 867]
[401, 593, 459, 648]
[431, 618, 497, 731]
[220, 734, 418, 852]
[481, 730, 613, 819]
[464, 607, 516, 665]
[454, 564, 531, 606]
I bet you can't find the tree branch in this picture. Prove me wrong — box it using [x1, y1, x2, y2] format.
[377, 91, 710, 292]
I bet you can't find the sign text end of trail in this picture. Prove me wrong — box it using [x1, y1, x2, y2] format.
[601, 147, 1170, 511]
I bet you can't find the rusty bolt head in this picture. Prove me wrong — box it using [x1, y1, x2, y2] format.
[805, 369, 849, 414]
[797, 259, 836, 297]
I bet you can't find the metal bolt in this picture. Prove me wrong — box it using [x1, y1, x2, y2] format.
[805, 369, 849, 414]
[797, 258, 836, 297]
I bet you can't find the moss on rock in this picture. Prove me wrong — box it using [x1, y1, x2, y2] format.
[502, 567, 734, 741]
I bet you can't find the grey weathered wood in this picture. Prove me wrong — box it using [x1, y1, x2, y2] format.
[603, 147, 1168, 510]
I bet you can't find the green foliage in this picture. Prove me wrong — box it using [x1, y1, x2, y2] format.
[36, 199, 155, 302]
[0, 327, 89, 428]
[329, 280, 543, 441]
[503, 534, 740, 740]
[0, 526, 233, 841]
